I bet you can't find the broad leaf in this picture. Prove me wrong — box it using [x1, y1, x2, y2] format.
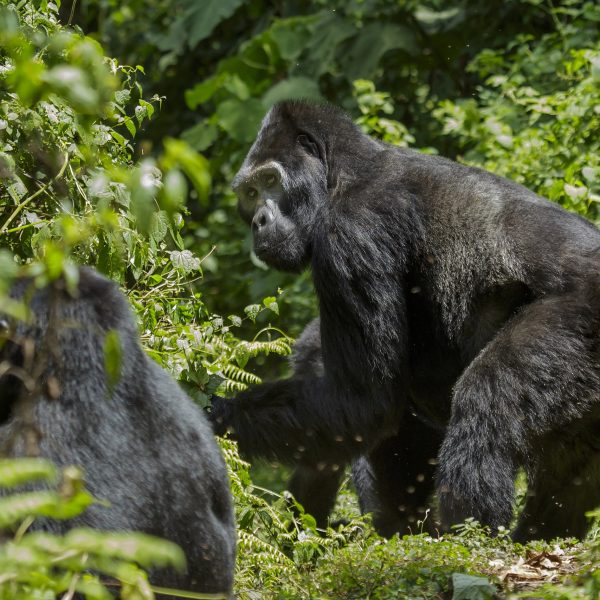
[452, 573, 496, 600]
[187, 0, 246, 48]
[340, 23, 418, 81]
[262, 77, 322, 107]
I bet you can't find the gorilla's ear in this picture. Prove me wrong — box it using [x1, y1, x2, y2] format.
[297, 132, 320, 159]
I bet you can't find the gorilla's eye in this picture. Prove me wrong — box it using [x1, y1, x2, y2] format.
[265, 174, 276, 187]
[247, 187, 257, 200]
[297, 133, 320, 158]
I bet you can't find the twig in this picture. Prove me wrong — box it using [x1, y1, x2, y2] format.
[67, 0, 78, 26]
[3, 220, 50, 235]
[0, 152, 69, 235]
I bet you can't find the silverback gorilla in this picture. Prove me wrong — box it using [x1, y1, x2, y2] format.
[210, 100, 600, 541]
[0, 268, 236, 596]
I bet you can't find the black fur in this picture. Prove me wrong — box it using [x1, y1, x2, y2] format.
[287, 319, 443, 535]
[212, 100, 600, 540]
[0, 268, 236, 596]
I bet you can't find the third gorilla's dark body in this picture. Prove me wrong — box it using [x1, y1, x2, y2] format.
[211, 101, 600, 540]
[288, 319, 444, 536]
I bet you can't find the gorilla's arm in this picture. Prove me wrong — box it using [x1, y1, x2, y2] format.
[210, 375, 397, 466]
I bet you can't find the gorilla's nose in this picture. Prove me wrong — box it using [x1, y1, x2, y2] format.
[252, 205, 274, 233]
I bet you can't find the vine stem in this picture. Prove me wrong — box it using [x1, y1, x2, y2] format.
[252, 325, 290, 342]
[0, 152, 69, 236]
[67, 0, 78, 26]
[2, 220, 49, 235]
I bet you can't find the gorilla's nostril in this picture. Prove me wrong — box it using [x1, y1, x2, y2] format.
[252, 206, 273, 232]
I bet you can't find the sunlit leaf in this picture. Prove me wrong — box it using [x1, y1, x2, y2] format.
[0, 459, 57, 489]
[451, 573, 496, 600]
[103, 329, 123, 389]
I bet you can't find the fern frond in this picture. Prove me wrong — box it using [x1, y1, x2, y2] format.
[223, 364, 261, 385]
[222, 379, 248, 393]
[237, 530, 296, 568]
[199, 334, 229, 356]
[234, 337, 292, 362]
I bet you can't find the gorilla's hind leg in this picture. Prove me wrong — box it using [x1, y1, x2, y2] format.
[513, 419, 600, 542]
[288, 464, 345, 528]
[353, 411, 443, 537]
[437, 286, 600, 533]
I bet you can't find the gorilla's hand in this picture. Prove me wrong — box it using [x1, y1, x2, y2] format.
[208, 395, 235, 437]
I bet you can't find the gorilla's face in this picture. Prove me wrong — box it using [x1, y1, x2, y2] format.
[232, 105, 328, 272]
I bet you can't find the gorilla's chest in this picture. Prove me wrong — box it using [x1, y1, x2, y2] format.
[405, 279, 532, 427]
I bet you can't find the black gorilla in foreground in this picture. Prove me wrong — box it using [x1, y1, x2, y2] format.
[211, 100, 600, 541]
[0, 268, 235, 596]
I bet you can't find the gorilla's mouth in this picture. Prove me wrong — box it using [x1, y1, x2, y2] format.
[254, 246, 287, 267]
[253, 232, 295, 259]
[253, 234, 309, 272]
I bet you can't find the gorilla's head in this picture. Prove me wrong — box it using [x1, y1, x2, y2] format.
[232, 101, 344, 272]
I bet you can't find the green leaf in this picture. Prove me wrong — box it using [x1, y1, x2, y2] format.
[216, 98, 265, 143]
[139, 98, 154, 120]
[302, 13, 356, 76]
[73, 578, 113, 600]
[228, 315, 242, 327]
[8, 58, 45, 106]
[263, 296, 279, 315]
[582, 167, 598, 182]
[0, 5, 19, 36]
[564, 183, 587, 199]
[149, 210, 168, 244]
[181, 121, 219, 151]
[123, 116, 136, 138]
[129, 163, 157, 234]
[414, 6, 466, 34]
[262, 77, 322, 108]
[114, 88, 131, 105]
[160, 168, 188, 212]
[103, 329, 123, 390]
[452, 573, 496, 600]
[0, 459, 57, 488]
[244, 304, 261, 323]
[271, 16, 317, 61]
[42, 66, 100, 114]
[340, 23, 418, 81]
[223, 73, 250, 100]
[64, 529, 186, 569]
[47, 489, 96, 520]
[162, 138, 211, 205]
[110, 129, 127, 147]
[206, 373, 225, 396]
[187, 0, 245, 47]
[0, 486, 93, 526]
[591, 56, 600, 81]
[0, 249, 19, 294]
[170, 249, 201, 273]
[185, 74, 226, 109]
[0, 491, 61, 527]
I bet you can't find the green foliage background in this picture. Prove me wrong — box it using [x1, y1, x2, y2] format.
[1, 0, 599, 598]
